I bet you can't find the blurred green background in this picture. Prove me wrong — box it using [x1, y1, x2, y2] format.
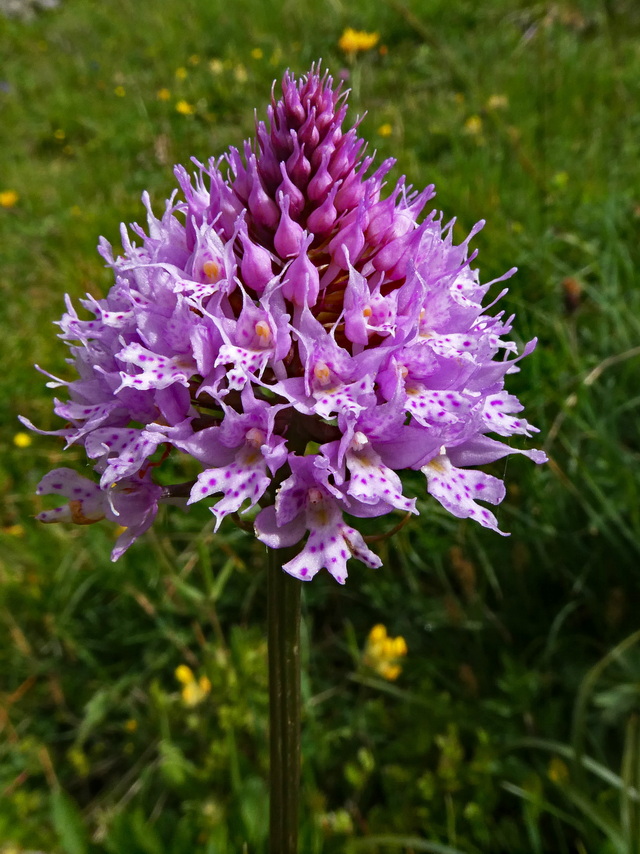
[2, 0, 640, 851]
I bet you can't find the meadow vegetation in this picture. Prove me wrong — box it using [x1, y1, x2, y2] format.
[2, 0, 640, 851]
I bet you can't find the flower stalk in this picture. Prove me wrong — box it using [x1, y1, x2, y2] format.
[268, 544, 301, 853]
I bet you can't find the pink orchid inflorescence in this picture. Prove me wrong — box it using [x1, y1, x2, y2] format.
[25, 66, 546, 583]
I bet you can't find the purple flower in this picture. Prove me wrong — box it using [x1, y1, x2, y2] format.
[24, 65, 545, 577]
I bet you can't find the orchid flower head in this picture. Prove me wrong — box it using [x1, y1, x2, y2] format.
[25, 64, 546, 581]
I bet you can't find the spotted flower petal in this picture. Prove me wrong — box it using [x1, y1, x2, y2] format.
[422, 451, 507, 534]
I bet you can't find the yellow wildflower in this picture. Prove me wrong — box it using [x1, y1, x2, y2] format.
[0, 190, 19, 208]
[486, 93, 508, 110]
[209, 58, 224, 74]
[339, 27, 380, 55]
[114, 86, 126, 97]
[175, 664, 211, 706]
[548, 756, 569, 784]
[175, 67, 188, 80]
[175, 664, 194, 684]
[3, 524, 24, 537]
[157, 88, 171, 101]
[124, 718, 138, 732]
[377, 122, 393, 137]
[188, 54, 200, 66]
[53, 128, 65, 140]
[464, 115, 483, 135]
[176, 100, 196, 116]
[251, 48, 264, 60]
[234, 64, 248, 83]
[13, 432, 32, 448]
[183, 677, 211, 706]
[363, 624, 408, 681]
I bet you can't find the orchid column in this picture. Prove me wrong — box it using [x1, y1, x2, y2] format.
[25, 66, 545, 850]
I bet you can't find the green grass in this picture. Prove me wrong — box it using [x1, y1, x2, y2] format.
[2, 0, 640, 851]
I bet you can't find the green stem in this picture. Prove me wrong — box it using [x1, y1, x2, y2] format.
[267, 546, 301, 854]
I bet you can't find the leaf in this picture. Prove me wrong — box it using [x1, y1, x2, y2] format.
[129, 806, 166, 854]
[76, 687, 112, 746]
[158, 740, 197, 788]
[51, 788, 89, 854]
[239, 775, 268, 845]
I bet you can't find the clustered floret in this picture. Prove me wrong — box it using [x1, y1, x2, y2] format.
[24, 66, 546, 583]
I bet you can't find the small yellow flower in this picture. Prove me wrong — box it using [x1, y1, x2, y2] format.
[156, 88, 171, 101]
[548, 756, 569, 784]
[176, 100, 196, 116]
[188, 54, 200, 66]
[3, 524, 24, 537]
[53, 128, 66, 140]
[464, 115, 483, 135]
[182, 675, 211, 707]
[175, 67, 188, 80]
[486, 93, 508, 110]
[114, 85, 126, 97]
[377, 122, 393, 137]
[234, 64, 248, 83]
[339, 27, 380, 55]
[209, 58, 224, 74]
[124, 718, 138, 732]
[175, 664, 211, 705]
[390, 636, 408, 657]
[368, 624, 387, 644]
[363, 624, 408, 681]
[175, 664, 194, 684]
[0, 190, 19, 208]
[13, 432, 32, 448]
[251, 48, 264, 60]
